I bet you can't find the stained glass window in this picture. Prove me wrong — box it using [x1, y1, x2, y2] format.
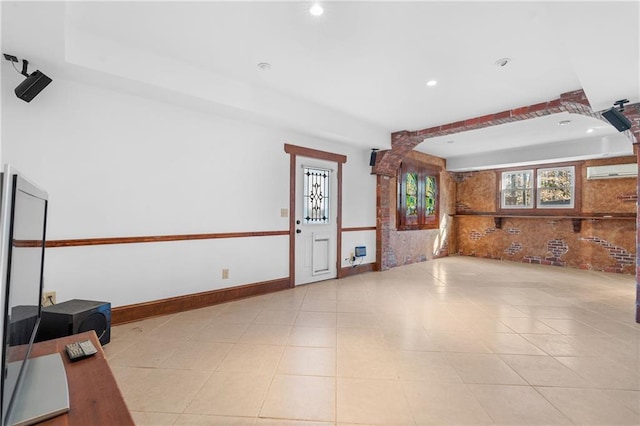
[397, 162, 440, 230]
[406, 172, 418, 217]
[425, 176, 437, 216]
[303, 167, 330, 224]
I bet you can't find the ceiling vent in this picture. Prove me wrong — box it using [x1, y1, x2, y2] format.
[586, 163, 637, 180]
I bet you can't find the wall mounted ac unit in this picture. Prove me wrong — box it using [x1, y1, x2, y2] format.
[586, 163, 637, 180]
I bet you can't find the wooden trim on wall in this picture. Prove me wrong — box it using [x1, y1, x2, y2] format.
[111, 277, 290, 325]
[342, 226, 376, 232]
[336, 162, 344, 278]
[46, 230, 289, 248]
[284, 143, 347, 164]
[340, 262, 377, 277]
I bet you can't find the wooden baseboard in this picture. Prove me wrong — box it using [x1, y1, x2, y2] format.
[340, 262, 377, 277]
[111, 277, 291, 325]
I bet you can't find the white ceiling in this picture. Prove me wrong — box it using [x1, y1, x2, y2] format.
[2, 1, 639, 170]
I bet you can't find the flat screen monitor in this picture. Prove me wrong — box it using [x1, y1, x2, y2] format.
[0, 165, 68, 426]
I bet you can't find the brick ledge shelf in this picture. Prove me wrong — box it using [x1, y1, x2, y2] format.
[451, 212, 636, 233]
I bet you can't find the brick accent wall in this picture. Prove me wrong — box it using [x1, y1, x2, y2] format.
[455, 158, 637, 274]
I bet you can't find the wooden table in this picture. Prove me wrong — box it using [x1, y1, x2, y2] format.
[30, 331, 133, 426]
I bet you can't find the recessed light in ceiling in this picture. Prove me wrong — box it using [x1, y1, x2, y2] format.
[257, 62, 272, 71]
[310, 2, 324, 16]
[558, 120, 571, 126]
[586, 128, 595, 133]
[426, 80, 437, 87]
[494, 57, 511, 67]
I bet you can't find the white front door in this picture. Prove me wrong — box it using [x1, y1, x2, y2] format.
[294, 156, 338, 285]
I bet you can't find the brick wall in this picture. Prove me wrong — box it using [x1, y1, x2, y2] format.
[455, 158, 637, 274]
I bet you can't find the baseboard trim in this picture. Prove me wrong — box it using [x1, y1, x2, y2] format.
[111, 277, 291, 325]
[340, 262, 377, 277]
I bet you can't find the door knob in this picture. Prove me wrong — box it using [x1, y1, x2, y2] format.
[296, 229, 302, 234]
[296, 220, 301, 225]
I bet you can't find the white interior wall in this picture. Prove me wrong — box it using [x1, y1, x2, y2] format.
[1, 74, 377, 307]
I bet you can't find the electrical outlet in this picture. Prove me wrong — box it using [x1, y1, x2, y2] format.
[222, 268, 229, 279]
[42, 291, 56, 307]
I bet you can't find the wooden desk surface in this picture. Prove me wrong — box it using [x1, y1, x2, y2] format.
[29, 331, 133, 426]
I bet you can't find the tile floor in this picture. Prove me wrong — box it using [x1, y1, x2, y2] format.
[105, 257, 640, 425]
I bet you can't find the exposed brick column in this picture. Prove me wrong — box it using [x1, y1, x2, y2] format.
[376, 174, 392, 271]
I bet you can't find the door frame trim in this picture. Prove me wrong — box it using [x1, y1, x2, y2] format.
[284, 143, 347, 287]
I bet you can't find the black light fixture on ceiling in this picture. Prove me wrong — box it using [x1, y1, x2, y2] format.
[602, 99, 632, 132]
[3, 53, 53, 102]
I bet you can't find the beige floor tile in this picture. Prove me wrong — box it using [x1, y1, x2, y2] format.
[107, 258, 640, 425]
[110, 315, 174, 340]
[555, 356, 640, 390]
[337, 300, 374, 313]
[337, 312, 379, 328]
[159, 341, 233, 370]
[381, 328, 434, 351]
[536, 387, 640, 425]
[111, 366, 155, 395]
[266, 298, 304, 311]
[102, 336, 136, 360]
[499, 317, 560, 334]
[402, 381, 493, 424]
[295, 311, 337, 328]
[257, 420, 333, 426]
[216, 307, 262, 324]
[300, 298, 337, 312]
[469, 384, 571, 425]
[481, 333, 547, 355]
[185, 372, 271, 416]
[260, 375, 335, 421]
[520, 334, 592, 356]
[130, 411, 180, 426]
[108, 338, 180, 368]
[239, 324, 292, 345]
[601, 389, 640, 414]
[337, 378, 414, 425]
[448, 353, 527, 385]
[539, 318, 605, 335]
[196, 322, 249, 343]
[499, 354, 592, 387]
[125, 368, 212, 413]
[253, 310, 299, 325]
[277, 346, 336, 376]
[337, 347, 397, 379]
[338, 327, 387, 349]
[425, 331, 493, 353]
[288, 327, 336, 347]
[175, 414, 257, 425]
[392, 350, 462, 383]
[217, 343, 284, 374]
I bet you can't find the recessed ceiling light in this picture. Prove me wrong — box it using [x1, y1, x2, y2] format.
[426, 80, 438, 87]
[257, 62, 272, 71]
[494, 57, 511, 67]
[310, 2, 324, 16]
[586, 128, 595, 133]
[558, 120, 571, 126]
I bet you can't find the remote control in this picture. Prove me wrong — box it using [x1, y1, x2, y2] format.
[65, 340, 98, 362]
